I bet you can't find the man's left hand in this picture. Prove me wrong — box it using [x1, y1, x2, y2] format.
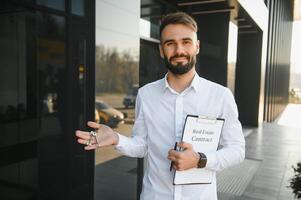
[168, 142, 200, 171]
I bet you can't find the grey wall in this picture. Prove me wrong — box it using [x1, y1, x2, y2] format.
[235, 31, 263, 126]
[264, 0, 293, 122]
[194, 13, 230, 86]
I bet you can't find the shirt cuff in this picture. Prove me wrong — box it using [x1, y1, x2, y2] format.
[204, 152, 217, 170]
[115, 133, 128, 150]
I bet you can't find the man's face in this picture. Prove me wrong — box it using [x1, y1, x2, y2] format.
[159, 24, 200, 75]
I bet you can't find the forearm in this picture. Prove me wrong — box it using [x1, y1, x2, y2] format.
[205, 142, 245, 171]
[115, 133, 147, 158]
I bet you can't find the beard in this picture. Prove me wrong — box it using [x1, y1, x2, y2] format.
[163, 53, 196, 75]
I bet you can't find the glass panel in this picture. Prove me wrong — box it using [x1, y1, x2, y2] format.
[140, 0, 177, 40]
[140, 18, 151, 38]
[72, 0, 85, 16]
[0, 3, 38, 199]
[36, 12, 68, 199]
[95, 0, 140, 199]
[0, 1, 67, 198]
[36, 0, 65, 11]
[0, 0, 97, 199]
[77, 39, 87, 129]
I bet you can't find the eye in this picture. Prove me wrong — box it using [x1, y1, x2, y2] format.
[183, 40, 192, 45]
[165, 41, 174, 46]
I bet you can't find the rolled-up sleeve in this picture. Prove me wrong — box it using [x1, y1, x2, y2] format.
[115, 91, 148, 158]
[205, 88, 245, 171]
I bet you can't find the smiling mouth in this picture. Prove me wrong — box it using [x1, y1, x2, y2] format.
[171, 57, 188, 62]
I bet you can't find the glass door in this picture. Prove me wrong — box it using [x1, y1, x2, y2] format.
[94, 0, 140, 199]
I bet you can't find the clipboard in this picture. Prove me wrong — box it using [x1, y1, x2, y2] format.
[173, 115, 224, 185]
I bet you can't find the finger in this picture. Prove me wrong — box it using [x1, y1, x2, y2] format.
[168, 150, 180, 159]
[176, 167, 184, 171]
[77, 138, 97, 150]
[77, 138, 96, 145]
[168, 155, 177, 161]
[173, 165, 180, 171]
[87, 121, 101, 129]
[178, 142, 193, 150]
[77, 138, 88, 145]
[169, 150, 182, 159]
[84, 144, 97, 150]
[76, 130, 91, 140]
[168, 149, 179, 155]
[173, 163, 184, 171]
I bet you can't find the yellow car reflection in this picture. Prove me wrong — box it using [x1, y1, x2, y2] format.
[95, 100, 124, 128]
[95, 109, 100, 123]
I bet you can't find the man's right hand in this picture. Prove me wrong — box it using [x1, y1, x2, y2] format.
[75, 121, 119, 150]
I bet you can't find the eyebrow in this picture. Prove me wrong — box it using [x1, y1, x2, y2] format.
[182, 37, 193, 41]
[163, 37, 193, 45]
[163, 39, 175, 45]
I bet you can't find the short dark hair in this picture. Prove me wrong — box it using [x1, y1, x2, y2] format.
[159, 12, 198, 37]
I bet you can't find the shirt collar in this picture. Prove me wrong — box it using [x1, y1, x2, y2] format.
[190, 73, 201, 92]
[163, 72, 201, 94]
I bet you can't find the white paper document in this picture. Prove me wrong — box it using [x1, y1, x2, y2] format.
[173, 115, 224, 185]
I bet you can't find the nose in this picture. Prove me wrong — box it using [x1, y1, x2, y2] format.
[175, 44, 185, 55]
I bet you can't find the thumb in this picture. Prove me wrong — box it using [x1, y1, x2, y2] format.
[178, 142, 193, 150]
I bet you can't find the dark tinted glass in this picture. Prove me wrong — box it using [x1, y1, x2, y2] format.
[0, 2, 66, 199]
[0, 3, 38, 199]
[36, 11, 67, 199]
[0, 2, 38, 199]
[36, 0, 65, 11]
[72, 0, 85, 16]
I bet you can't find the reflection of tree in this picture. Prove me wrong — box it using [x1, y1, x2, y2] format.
[38, 12, 65, 40]
[95, 45, 138, 94]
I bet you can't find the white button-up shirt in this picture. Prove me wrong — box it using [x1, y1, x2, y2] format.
[116, 73, 245, 200]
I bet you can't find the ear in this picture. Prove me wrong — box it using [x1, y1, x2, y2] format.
[159, 44, 164, 58]
[196, 40, 200, 55]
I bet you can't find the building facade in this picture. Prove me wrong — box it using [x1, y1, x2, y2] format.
[0, 0, 95, 199]
[0, 0, 294, 199]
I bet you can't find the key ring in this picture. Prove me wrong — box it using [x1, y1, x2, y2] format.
[89, 129, 100, 146]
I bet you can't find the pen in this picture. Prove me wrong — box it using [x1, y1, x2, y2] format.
[170, 142, 177, 171]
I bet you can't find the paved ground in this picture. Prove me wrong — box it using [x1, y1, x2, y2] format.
[94, 104, 301, 200]
[239, 104, 301, 200]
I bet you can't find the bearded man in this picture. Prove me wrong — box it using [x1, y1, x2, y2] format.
[76, 12, 245, 200]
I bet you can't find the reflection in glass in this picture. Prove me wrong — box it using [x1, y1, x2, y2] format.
[0, 4, 38, 199]
[36, 0, 65, 11]
[140, 0, 177, 40]
[94, 47, 139, 158]
[72, 0, 85, 16]
[0, 6, 38, 141]
[140, 18, 151, 39]
[36, 12, 68, 199]
[0, 1, 67, 197]
[123, 84, 138, 108]
[36, 13, 66, 119]
[95, 100, 124, 128]
[95, 0, 140, 199]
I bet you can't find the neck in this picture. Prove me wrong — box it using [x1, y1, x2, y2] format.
[167, 68, 196, 93]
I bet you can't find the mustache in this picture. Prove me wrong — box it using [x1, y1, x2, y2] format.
[170, 54, 190, 61]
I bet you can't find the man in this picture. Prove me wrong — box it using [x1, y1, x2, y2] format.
[76, 12, 245, 200]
